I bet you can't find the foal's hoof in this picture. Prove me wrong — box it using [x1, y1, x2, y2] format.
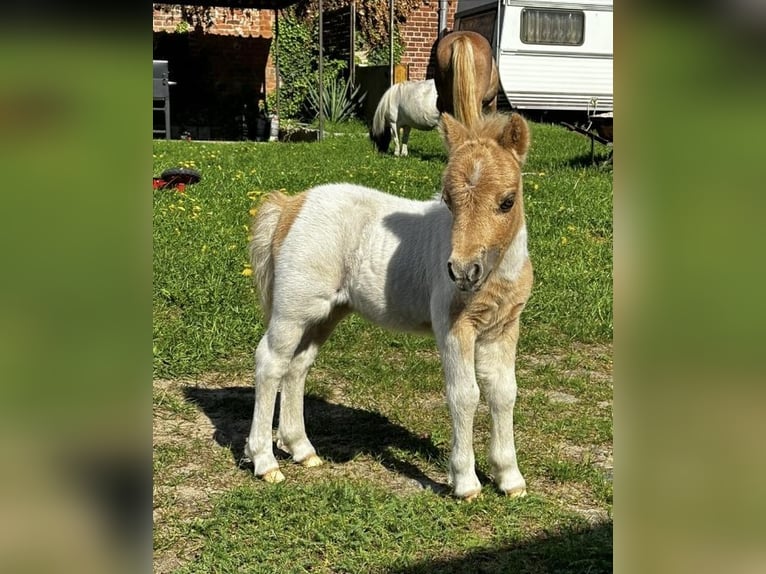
[504, 486, 527, 499]
[299, 454, 323, 468]
[462, 491, 482, 502]
[262, 468, 286, 484]
[454, 489, 481, 502]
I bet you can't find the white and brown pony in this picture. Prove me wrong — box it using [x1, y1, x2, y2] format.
[369, 79, 441, 156]
[245, 112, 532, 500]
[434, 30, 500, 128]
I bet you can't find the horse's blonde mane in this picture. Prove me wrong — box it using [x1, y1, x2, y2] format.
[451, 35, 480, 128]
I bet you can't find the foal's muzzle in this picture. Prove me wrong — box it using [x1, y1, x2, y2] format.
[447, 258, 485, 292]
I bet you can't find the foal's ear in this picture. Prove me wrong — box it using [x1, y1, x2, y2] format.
[498, 113, 531, 164]
[439, 113, 469, 151]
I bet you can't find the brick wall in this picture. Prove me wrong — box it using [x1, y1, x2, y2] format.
[153, 4, 279, 138]
[152, 2, 457, 137]
[400, 0, 456, 81]
[153, 4, 276, 94]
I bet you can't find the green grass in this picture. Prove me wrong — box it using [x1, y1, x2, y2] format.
[153, 122, 611, 378]
[153, 119, 612, 573]
[169, 483, 609, 574]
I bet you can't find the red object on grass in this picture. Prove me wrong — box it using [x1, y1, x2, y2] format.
[153, 167, 201, 192]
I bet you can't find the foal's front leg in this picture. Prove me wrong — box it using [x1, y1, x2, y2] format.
[439, 328, 482, 499]
[476, 326, 526, 497]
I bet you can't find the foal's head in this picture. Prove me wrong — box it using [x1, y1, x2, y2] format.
[440, 113, 531, 292]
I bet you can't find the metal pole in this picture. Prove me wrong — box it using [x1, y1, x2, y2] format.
[319, 0, 324, 140]
[274, 9, 280, 117]
[350, 0, 356, 88]
[495, 0, 502, 62]
[389, 0, 394, 86]
[438, 0, 448, 39]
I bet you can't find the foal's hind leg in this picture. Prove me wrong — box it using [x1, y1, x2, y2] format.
[244, 321, 308, 483]
[276, 308, 348, 467]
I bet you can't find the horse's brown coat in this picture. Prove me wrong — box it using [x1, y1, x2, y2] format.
[434, 31, 499, 128]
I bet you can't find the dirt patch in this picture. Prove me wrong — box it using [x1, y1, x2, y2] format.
[545, 390, 579, 404]
[153, 372, 453, 572]
[560, 443, 613, 476]
[154, 342, 613, 570]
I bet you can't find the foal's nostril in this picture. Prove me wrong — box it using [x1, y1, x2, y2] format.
[469, 263, 482, 283]
[447, 261, 456, 281]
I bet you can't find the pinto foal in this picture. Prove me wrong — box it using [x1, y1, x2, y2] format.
[245, 113, 532, 499]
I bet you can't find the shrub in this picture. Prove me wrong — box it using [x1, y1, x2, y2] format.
[306, 74, 365, 123]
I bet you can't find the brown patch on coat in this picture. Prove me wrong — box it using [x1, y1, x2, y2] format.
[269, 191, 307, 258]
[450, 259, 533, 346]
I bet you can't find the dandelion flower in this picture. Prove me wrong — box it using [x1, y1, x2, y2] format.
[249, 208, 258, 217]
[241, 267, 253, 277]
[560, 237, 568, 246]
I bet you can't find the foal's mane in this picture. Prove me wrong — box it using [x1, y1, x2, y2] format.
[442, 112, 530, 166]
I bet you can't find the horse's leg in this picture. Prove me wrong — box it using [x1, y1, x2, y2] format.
[476, 323, 526, 498]
[434, 317, 482, 499]
[245, 320, 308, 483]
[276, 307, 349, 467]
[400, 126, 411, 157]
[391, 122, 401, 156]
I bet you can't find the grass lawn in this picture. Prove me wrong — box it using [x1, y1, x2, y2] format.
[153, 119, 613, 573]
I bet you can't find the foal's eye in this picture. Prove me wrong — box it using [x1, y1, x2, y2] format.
[499, 194, 516, 213]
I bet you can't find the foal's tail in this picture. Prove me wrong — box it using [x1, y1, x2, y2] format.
[248, 192, 288, 324]
[369, 84, 394, 153]
[451, 35, 480, 128]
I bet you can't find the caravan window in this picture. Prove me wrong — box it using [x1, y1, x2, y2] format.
[456, 11, 496, 46]
[520, 9, 584, 46]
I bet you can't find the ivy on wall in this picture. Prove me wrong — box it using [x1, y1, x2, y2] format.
[267, 7, 347, 119]
[269, 1, 422, 118]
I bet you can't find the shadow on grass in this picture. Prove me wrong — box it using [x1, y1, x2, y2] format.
[183, 386, 454, 493]
[405, 148, 448, 163]
[388, 520, 612, 574]
[565, 150, 613, 169]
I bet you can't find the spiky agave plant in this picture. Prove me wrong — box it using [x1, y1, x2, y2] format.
[306, 75, 365, 123]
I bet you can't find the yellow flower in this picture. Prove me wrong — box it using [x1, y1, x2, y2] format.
[249, 208, 258, 216]
[560, 236, 568, 246]
[567, 225, 577, 232]
[241, 267, 253, 277]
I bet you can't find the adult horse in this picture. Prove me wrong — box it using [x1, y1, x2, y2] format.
[434, 30, 499, 128]
[244, 112, 533, 500]
[369, 79, 441, 156]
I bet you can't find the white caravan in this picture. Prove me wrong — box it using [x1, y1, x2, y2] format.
[455, 0, 613, 113]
